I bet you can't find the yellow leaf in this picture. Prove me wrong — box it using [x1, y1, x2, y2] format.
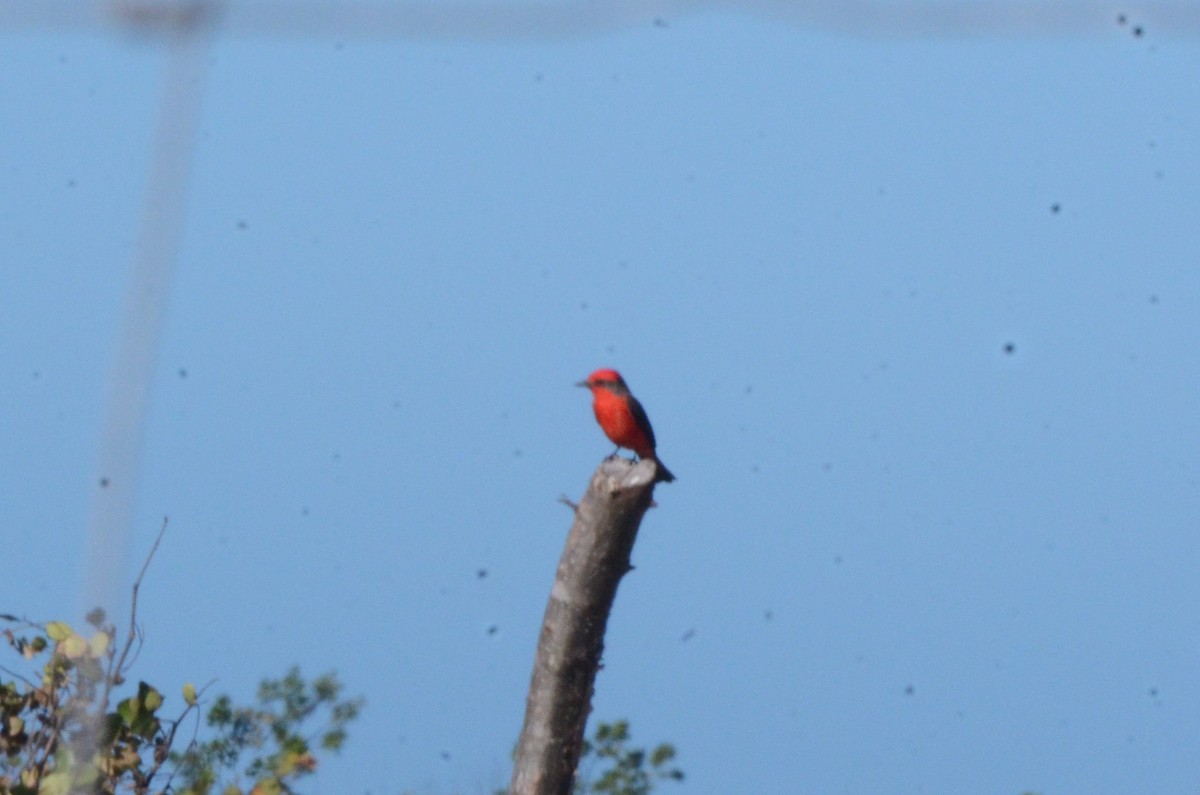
[61, 634, 88, 659]
[142, 685, 163, 711]
[45, 622, 72, 641]
[88, 631, 111, 657]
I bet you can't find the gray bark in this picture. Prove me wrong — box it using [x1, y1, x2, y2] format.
[508, 457, 659, 795]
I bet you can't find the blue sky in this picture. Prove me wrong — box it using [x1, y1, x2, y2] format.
[3, 3, 1200, 793]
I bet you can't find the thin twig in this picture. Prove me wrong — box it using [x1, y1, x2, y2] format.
[101, 517, 168, 715]
[143, 701, 193, 787]
[123, 622, 147, 674]
[158, 679, 217, 793]
[0, 663, 36, 688]
[31, 669, 64, 783]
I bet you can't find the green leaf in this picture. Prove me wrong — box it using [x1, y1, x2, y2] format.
[118, 695, 140, 724]
[101, 712, 124, 745]
[140, 681, 164, 712]
[320, 728, 346, 751]
[131, 711, 160, 739]
[649, 744, 676, 767]
[45, 622, 73, 641]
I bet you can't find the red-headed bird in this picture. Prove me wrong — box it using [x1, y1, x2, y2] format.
[577, 368, 675, 483]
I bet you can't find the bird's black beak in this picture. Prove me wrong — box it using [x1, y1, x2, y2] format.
[574, 380, 590, 388]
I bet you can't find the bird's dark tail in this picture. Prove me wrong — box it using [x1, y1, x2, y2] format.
[653, 457, 676, 483]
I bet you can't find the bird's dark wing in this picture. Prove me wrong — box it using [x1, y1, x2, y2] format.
[627, 395, 657, 451]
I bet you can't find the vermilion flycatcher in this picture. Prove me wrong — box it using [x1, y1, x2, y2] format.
[577, 368, 676, 483]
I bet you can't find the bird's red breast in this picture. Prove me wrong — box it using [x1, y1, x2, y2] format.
[579, 369, 657, 457]
[590, 386, 656, 458]
[578, 368, 675, 482]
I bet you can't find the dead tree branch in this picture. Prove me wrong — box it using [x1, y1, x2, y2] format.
[509, 456, 660, 795]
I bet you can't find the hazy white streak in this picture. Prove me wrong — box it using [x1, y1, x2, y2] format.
[82, 23, 208, 616]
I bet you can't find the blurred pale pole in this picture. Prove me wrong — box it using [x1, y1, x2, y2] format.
[83, 0, 215, 620]
[75, 5, 214, 789]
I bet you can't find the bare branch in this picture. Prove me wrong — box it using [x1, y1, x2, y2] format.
[510, 457, 659, 795]
[102, 517, 168, 715]
[0, 664, 35, 688]
[142, 683, 205, 791]
[160, 679, 217, 792]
